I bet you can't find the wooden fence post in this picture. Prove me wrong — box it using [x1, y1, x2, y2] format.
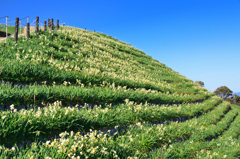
[57, 20, 59, 30]
[27, 23, 30, 38]
[36, 16, 39, 35]
[48, 19, 50, 29]
[44, 21, 47, 31]
[51, 18, 54, 30]
[14, 17, 19, 42]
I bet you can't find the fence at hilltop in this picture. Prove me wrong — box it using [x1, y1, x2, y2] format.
[0, 16, 65, 42]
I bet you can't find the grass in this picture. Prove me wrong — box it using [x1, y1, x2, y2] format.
[231, 103, 240, 111]
[0, 25, 23, 36]
[0, 26, 239, 159]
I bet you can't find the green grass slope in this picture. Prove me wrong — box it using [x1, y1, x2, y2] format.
[0, 25, 21, 36]
[0, 26, 239, 159]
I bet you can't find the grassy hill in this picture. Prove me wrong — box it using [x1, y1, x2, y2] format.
[0, 26, 239, 158]
[0, 25, 22, 36]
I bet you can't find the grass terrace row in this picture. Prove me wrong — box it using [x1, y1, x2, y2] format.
[0, 100, 231, 158]
[0, 96, 220, 146]
[141, 103, 238, 158]
[148, 108, 240, 159]
[0, 81, 213, 107]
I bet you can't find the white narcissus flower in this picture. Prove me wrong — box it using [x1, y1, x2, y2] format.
[10, 104, 14, 110]
[36, 131, 40, 136]
[11, 147, 15, 151]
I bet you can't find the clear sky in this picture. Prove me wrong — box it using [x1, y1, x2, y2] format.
[1, 0, 240, 92]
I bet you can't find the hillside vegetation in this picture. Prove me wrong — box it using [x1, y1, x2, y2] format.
[0, 25, 21, 36]
[0, 26, 239, 159]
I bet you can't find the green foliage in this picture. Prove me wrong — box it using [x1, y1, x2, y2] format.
[194, 81, 204, 87]
[231, 94, 240, 105]
[0, 28, 211, 107]
[0, 26, 238, 158]
[0, 96, 221, 147]
[214, 86, 233, 99]
[0, 81, 212, 107]
[225, 94, 240, 106]
[0, 25, 21, 35]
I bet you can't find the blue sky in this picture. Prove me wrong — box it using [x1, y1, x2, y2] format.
[1, 0, 240, 92]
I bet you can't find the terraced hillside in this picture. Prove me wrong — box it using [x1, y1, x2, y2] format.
[0, 27, 239, 159]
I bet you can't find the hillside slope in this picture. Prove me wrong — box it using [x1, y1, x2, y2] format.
[0, 26, 239, 159]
